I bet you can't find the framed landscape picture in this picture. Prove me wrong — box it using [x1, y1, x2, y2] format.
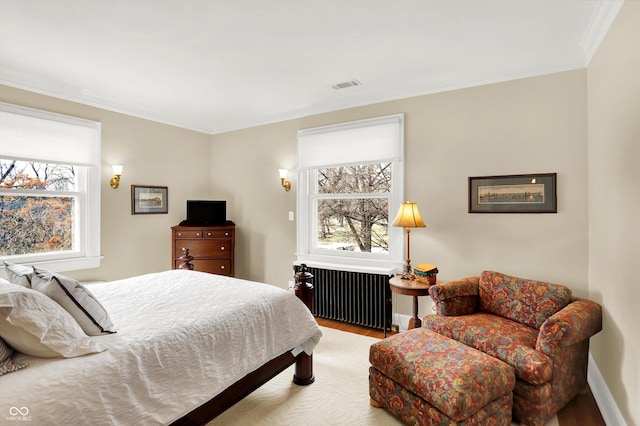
[468, 173, 557, 213]
[131, 185, 168, 214]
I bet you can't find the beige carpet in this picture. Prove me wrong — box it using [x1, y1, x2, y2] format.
[207, 326, 558, 426]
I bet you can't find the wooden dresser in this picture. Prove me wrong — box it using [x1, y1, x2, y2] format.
[171, 221, 235, 276]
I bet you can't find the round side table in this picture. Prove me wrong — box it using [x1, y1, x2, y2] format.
[389, 276, 434, 330]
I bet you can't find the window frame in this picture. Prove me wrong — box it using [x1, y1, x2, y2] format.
[0, 102, 101, 273]
[296, 114, 404, 274]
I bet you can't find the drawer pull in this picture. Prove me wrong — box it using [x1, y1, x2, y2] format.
[220, 247, 225, 251]
[177, 232, 182, 237]
[196, 232, 201, 236]
[225, 232, 229, 236]
[220, 265, 225, 269]
[207, 232, 212, 236]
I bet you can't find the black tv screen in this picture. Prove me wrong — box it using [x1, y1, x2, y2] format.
[186, 200, 226, 225]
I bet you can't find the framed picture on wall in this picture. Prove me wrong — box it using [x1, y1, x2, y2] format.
[131, 185, 169, 214]
[468, 173, 557, 213]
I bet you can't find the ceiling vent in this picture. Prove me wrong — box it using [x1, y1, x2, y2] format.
[331, 79, 362, 90]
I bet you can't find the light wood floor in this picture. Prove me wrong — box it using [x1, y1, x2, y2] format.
[317, 318, 606, 426]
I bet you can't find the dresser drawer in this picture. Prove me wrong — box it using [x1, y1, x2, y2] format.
[203, 229, 233, 239]
[174, 239, 231, 259]
[174, 259, 232, 276]
[173, 229, 203, 239]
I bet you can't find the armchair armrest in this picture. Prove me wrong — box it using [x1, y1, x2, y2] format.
[536, 298, 603, 355]
[428, 276, 480, 316]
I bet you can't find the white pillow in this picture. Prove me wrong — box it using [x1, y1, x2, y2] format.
[31, 267, 116, 336]
[0, 281, 107, 358]
[3, 261, 33, 288]
[0, 335, 28, 376]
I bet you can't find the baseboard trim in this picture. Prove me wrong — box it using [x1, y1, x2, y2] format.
[393, 313, 411, 332]
[588, 352, 627, 426]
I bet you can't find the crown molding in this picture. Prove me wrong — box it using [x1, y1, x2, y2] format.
[581, 0, 624, 64]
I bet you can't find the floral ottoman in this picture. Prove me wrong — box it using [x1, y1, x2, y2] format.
[369, 328, 515, 425]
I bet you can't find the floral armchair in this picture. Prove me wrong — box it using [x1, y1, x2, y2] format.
[423, 271, 602, 426]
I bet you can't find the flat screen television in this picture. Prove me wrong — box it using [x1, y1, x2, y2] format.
[186, 200, 226, 226]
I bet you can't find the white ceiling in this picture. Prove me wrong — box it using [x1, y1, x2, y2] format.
[0, 0, 622, 135]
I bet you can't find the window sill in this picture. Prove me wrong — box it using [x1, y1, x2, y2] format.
[1, 256, 102, 274]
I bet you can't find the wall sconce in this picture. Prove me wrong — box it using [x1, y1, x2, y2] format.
[110, 165, 123, 189]
[279, 169, 291, 192]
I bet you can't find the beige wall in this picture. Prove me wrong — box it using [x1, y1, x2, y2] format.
[0, 85, 212, 281]
[212, 70, 590, 314]
[588, 2, 640, 425]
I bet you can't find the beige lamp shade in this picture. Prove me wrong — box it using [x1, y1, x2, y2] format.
[392, 201, 426, 228]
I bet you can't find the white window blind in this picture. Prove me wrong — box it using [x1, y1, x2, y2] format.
[298, 114, 403, 170]
[0, 102, 100, 166]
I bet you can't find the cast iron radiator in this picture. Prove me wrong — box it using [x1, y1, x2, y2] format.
[298, 265, 392, 331]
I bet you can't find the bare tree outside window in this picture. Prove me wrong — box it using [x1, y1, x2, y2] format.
[316, 163, 391, 253]
[0, 159, 76, 256]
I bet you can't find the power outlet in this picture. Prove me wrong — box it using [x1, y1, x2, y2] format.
[288, 211, 294, 221]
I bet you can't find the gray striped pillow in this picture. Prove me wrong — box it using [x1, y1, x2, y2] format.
[31, 267, 116, 336]
[0, 336, 28, 376]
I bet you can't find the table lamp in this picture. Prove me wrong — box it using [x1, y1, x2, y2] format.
[392, 201, 426, 280]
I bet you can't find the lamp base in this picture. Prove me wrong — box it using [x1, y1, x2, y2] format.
[399, 261, 415, 280]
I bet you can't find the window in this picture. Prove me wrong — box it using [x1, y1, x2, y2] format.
[316, 163, 391, 253]
[297, 114, 404, 273]
[0, 102, 101, 272]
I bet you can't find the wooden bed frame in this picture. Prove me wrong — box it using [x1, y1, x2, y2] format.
[170, 273, 315, 425]
[171, 352, 313, 425]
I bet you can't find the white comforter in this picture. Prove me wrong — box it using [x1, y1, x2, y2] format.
[0, 270, 322, 425]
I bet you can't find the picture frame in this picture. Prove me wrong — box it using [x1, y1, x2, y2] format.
[468, 173, 557, 213]
[131, 185, 168, 215]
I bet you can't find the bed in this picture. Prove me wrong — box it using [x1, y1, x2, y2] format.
[0, 269, 322, 425]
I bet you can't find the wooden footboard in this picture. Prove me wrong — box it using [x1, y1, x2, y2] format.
[170, 350, 313, 425]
